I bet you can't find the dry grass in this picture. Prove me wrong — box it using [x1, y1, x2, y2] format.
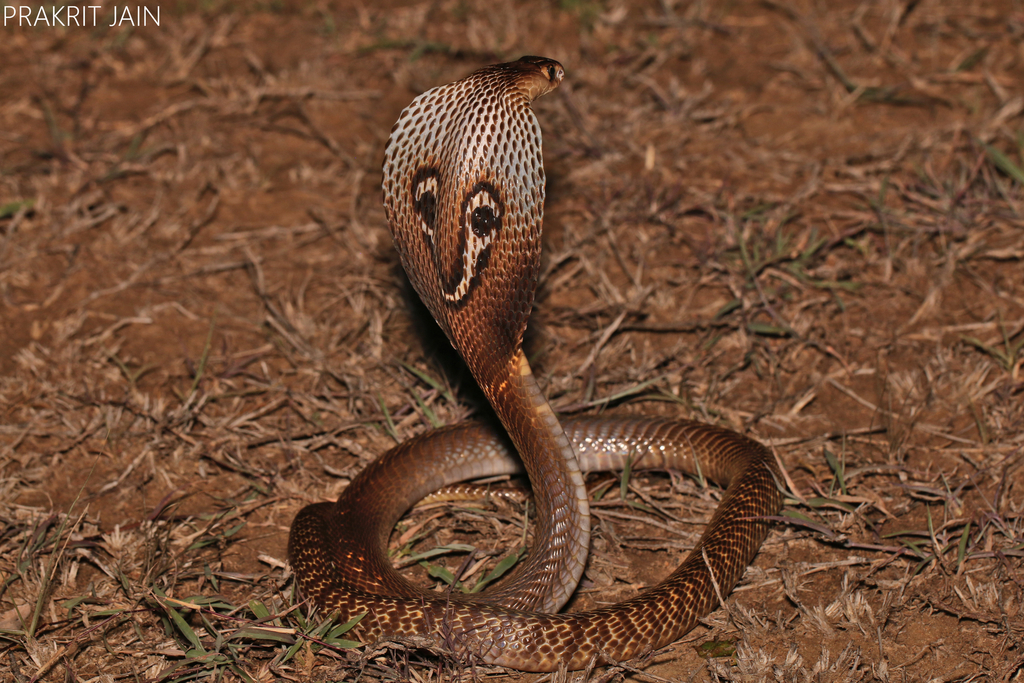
[1, 0, 1023, 681]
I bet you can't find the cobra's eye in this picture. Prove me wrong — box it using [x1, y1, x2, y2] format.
[471, 205, 498, 237]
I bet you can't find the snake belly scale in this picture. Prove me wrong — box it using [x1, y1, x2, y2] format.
[288, 56, 783, 672]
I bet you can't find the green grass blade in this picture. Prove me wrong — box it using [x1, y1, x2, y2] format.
[470, 548, 524, 593]
[983, 142, 1024, 184]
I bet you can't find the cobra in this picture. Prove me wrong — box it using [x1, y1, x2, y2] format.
[288, 56, 784, 672]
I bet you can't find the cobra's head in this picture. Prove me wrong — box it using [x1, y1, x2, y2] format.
[382, 57, 564, 392]
[509, 56, 565, 100]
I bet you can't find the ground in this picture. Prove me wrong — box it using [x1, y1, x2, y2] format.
[1, 0, 1023, 681]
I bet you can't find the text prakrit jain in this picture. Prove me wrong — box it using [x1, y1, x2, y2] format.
[4, 5, 160, 27]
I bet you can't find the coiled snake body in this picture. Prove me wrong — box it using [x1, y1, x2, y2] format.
[289, 57, 783, 672]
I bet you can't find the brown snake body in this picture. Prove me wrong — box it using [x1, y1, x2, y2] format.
[289, 57, 783, 672]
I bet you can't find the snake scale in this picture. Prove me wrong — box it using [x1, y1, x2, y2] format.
[288, 56, 783, 672]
